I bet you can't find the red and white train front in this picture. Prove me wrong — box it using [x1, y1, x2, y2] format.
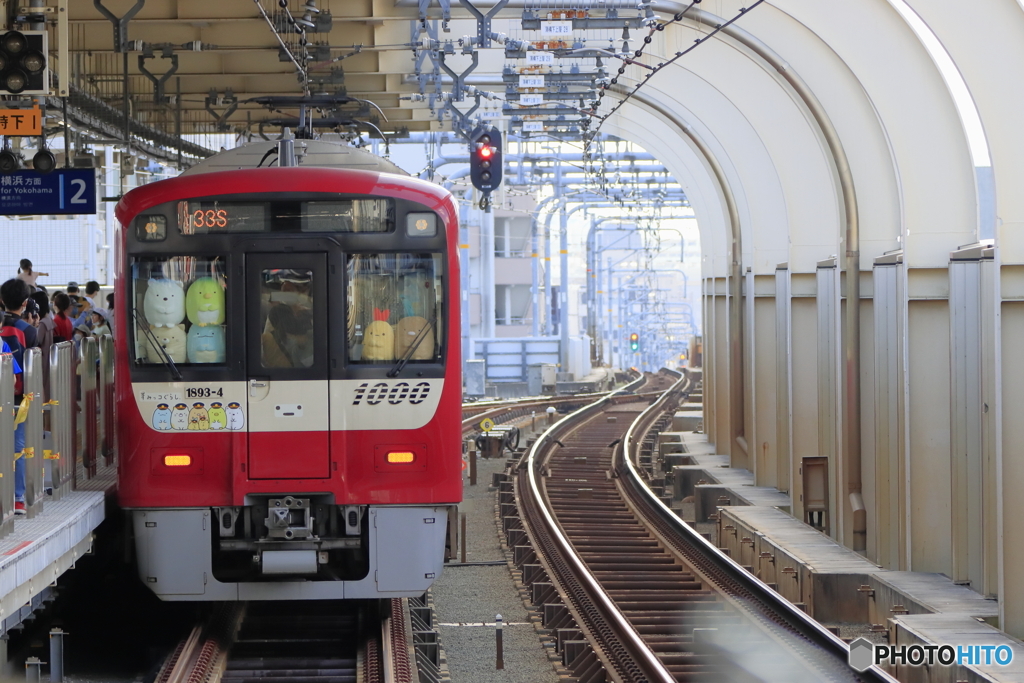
[113, 143, 461, 601]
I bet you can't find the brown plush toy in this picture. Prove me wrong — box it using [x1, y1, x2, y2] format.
[395, 316, 434, 360]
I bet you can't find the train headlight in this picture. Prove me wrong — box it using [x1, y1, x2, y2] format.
[406, 212, 437, 237]
[164, 454, 192, 467]
[386, 451, 415, 464]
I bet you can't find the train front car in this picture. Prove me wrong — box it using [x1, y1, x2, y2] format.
[114, 145, 462, 601]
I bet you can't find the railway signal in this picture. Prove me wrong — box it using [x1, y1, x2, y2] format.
[469, 125, 502, 193]
[629, 332, 640, 352]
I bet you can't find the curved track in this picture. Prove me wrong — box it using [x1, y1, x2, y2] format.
[504, 370, 897, 683]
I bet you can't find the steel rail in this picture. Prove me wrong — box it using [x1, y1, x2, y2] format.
[516, 373, 678, 683]
[512, 369, 895, 682]
[618, 376, 899, 683]
[155, 599, 421, 683]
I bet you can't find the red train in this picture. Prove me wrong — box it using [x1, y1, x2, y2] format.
[113, 140, 462, 600]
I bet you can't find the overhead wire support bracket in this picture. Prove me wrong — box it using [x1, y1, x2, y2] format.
[92, 0, 145, 53]
[138, 51, 178, 104]
[436, 51, 478, 103]
[459, 0, 509, 49]
[419, 0, 451, 32]
[443, 93, 481, 138]
[205, 89, 238, 132]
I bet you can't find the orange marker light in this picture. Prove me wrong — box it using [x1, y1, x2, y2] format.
[387, 452, 415, 464]
[164, 455, 192, 467]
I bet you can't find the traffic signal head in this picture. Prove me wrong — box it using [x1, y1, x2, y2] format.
[629, 333, 639, 352]
[469, 125, 502, 192]
[0, 31, 47, 95]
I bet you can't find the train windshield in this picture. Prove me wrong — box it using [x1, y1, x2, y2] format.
[346, 254, 443, 364]
[258, 268, 315, 369]
[131, 257, 228, 365]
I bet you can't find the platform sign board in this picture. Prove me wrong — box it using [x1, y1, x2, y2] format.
[0, 108, 42, 136]
[0, 169, 96, 215]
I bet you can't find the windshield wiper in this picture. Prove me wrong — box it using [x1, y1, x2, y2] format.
[132, 307, 183, 381]
[387, 317, 436, 378]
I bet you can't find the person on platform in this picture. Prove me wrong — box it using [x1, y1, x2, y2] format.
[91, 308, 112, 338]
[16, 260, 47, 290]
[2, 279, 38, 350]
[30, 292, 53, 393]
[52, 292, 73, 343]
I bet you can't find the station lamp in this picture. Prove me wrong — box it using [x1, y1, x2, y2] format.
[629, 333, 639, 352]
[469, 125, 502, 193]
[0, 146, 18, 173]
[0, 31, 48, 95]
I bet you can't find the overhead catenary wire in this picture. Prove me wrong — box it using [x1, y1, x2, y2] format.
[252, 0, 310, 96]
[582, 1, 766, 172]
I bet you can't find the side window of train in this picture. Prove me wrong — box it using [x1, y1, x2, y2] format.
[346, 253, 444, 364]
[258, 269, 315, 369]
[131, 256, 228, 366]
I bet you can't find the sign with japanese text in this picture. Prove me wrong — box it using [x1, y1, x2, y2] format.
[0, 108, 42, 136]
[526, 51, 554, 65]
[0, 169, 97, 215]
[540, 21, 573, 36]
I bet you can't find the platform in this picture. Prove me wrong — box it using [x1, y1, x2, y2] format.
[0, 466, 116, 639]
[673, 425, 1024, 682]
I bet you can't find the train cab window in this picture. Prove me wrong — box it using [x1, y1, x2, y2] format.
[300, 199, 394, 232]
[258, 269, 315, 369]
[346, 253, 443, 364]
[131, 256, 227, 366]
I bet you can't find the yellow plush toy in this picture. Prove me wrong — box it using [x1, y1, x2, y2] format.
[363, 307, 394, 361]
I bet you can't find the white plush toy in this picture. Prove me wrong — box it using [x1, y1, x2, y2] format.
[144, 324, 187, 364]
[144, 279, 186, 328]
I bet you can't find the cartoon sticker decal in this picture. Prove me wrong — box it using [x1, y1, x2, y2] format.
[188, 403, 210, 431]
[226, 402, 245, 430]
[171, 403, 189, 430]
[139, 387, 247, 432]
[152, 403, 172, 430]
[208, 402, 227, 430]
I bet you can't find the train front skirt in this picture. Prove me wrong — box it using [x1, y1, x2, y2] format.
[132, 504, 455, 600]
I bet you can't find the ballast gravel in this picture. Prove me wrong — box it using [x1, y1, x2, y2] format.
[431, 453, 561, 683]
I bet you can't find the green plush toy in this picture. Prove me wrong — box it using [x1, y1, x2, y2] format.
[186, 277, 225, 327]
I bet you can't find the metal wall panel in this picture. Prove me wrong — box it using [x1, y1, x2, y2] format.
[980, 259, 997, 596]
[703, 279, 715, 443]
[743, 269, 756, 475]
[775, 266, 792, 496]
[873, 258, 908, 570]
[948, 249, 996, 594]
[714, 292, 731, 455]
[817, 261, 841, 539]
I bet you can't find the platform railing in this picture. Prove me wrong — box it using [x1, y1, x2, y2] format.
[0, 336, 117, 532]
[23, 348, 45, 516]
[99, 335, 115, 467]
[49, 341, 77, 499]
[80, 337, 98, 478]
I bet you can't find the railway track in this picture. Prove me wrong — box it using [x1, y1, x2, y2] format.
[460, 370, 645, 440]
[156, 598, 419, 683]
[502, 370, 898, 683]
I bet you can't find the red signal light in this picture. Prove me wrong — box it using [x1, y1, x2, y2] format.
[478, 146, 493, 159]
